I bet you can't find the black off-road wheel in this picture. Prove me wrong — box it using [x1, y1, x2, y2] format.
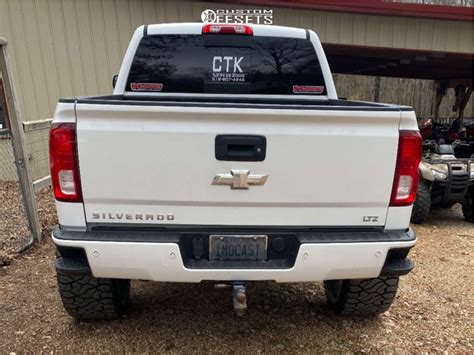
[57, 271, 130, 320]
[410, 181, 431, 224]
[462, 187, 473, 223]
[324, 277, 399, 316]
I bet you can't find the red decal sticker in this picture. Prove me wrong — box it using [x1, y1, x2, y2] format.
[130, 82, 163, 92]
[292, 85, 324, 94]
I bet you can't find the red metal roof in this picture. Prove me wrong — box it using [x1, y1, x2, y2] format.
[217, 0, 473, 21]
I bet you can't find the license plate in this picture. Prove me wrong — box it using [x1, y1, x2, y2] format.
[209, 235, 267, 261]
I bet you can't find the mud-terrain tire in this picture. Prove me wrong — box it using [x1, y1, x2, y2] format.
[462, 188, 473, 223]
[411, 181, 431, 224]
[57, 272, 130, 320]
[324, 277, 399, 315]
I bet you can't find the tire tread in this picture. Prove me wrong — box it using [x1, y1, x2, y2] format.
[325, 276, 399, 315]
[411, 181, 431, 224]
[462, 187, 473, 223]
[57, 272, 129, 320]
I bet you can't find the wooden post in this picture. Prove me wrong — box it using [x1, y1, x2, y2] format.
[373, 76, 381, 103]
[433, 81, 446, 121]
[0, 37, 41, 242]
[458, 86, 472, 133]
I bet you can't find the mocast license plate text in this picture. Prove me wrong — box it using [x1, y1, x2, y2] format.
[209, 235, 267, 261]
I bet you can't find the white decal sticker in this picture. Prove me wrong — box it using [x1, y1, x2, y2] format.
[201, 9, 273, 25]
[211, 56, 246, 82]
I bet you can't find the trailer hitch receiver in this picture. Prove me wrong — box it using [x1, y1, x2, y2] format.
[232, 283, 247, 316]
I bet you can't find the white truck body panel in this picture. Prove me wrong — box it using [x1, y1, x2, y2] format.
[55, 201, 86, 229]
[76, 103, 401, 227]
[384, 206, 413, 230]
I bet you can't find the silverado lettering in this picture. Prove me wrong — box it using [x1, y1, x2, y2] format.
[91, 213, 174, 221]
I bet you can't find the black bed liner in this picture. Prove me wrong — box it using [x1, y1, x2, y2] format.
[60, 94, 413, 112]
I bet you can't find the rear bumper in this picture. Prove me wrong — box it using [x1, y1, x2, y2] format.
[52, 227, 416, 283]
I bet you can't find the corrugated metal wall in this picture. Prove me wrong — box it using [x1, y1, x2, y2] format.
[0, 0, 472, 123]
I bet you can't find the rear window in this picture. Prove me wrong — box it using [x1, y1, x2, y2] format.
[126, 34, 327, 95]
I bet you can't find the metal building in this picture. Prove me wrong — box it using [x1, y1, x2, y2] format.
[0, 0, 472, 181]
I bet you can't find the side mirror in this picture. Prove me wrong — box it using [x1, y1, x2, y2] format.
[112, 75, 118, 89]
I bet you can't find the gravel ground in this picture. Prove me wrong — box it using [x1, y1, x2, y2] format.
[0, 187, 473, 352]
[0, 182, 57, 263]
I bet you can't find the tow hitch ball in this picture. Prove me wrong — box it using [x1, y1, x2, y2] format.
[232, 283, 247, 316]
[215, 282, 247, 316]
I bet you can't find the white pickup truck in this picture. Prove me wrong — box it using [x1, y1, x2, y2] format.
[50, 23, 421, 319]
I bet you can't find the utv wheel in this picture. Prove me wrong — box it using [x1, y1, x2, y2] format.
[462, 188, 473, 223]
[57, 271, 130, 320]
[410, 181, 431, 224]
[324, 277, 399, 315]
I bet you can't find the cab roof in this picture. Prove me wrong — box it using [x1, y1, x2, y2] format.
[145, 22, 308, 39]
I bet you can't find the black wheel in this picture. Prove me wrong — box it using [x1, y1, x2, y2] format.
[462, 187, 473, 223]
[57, 270, 130, 320]
[324, 276, 399, 315]
[410, 181, 431, 224]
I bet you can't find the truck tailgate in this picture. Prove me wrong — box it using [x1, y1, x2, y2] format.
[76, 103, 400, 226]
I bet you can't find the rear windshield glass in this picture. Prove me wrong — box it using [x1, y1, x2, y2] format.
[126, 34, 327, 95]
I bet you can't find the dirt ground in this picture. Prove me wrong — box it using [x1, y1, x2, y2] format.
[0, 186, 473, 352]
[0, 182, 56, 259]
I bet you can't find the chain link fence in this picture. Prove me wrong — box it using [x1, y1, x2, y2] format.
[24, 119, 52, 186]
[0, 129, 31, 258]
[1, 39, 52, 263]
[0, 119, 54, 262]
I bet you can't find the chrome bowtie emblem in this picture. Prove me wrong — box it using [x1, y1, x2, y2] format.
[212, 169, 269, 189]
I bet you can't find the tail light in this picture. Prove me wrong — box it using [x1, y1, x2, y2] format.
[390, 130, 422, 206]
[49, 123, 82, 202]
[202, 24, 253, 35]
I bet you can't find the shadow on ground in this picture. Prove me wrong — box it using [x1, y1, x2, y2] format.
[67, 279, 385, 352]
